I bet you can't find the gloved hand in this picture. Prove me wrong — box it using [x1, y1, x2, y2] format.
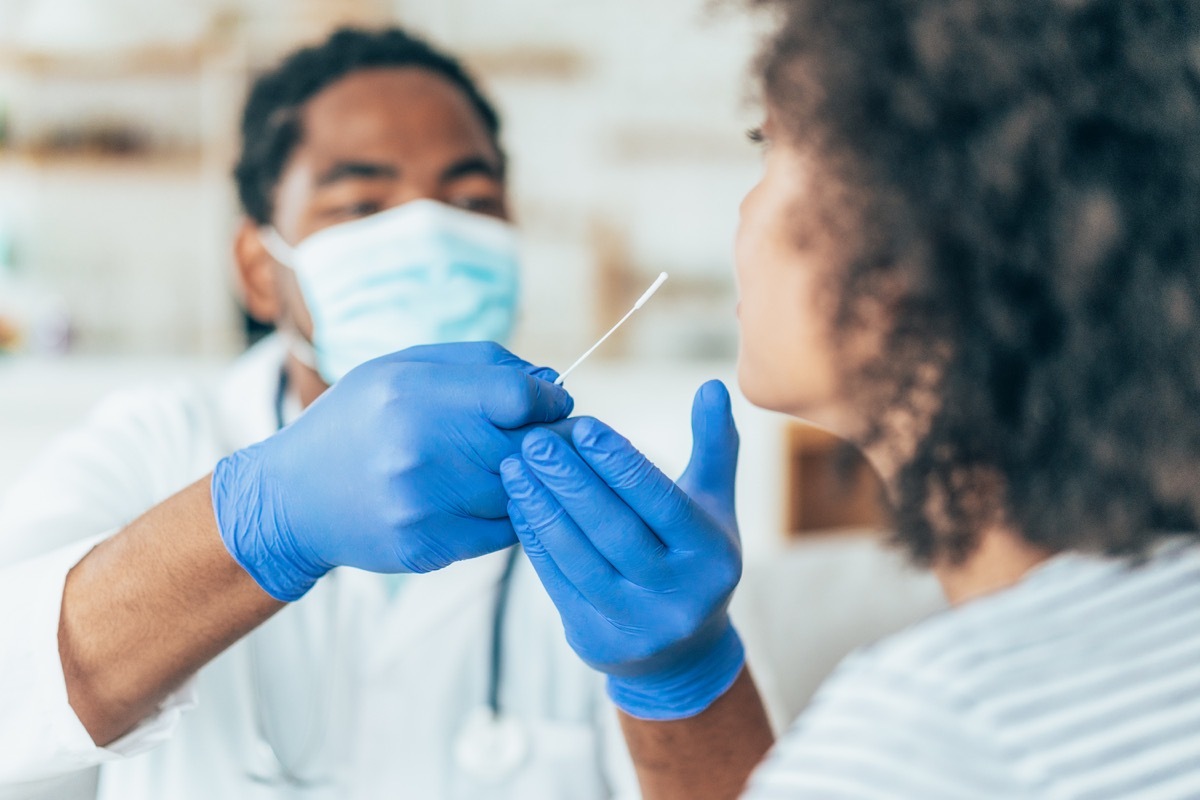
[500, 380, 744, 720]
[212, 342, 574, 602]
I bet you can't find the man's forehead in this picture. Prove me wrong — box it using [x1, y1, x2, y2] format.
[298, 68, 487, 145]
[304, 66, 450, 109]
[269, 66, 503, 229]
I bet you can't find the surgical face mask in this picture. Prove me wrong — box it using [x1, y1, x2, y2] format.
[261, 199, 520, 384]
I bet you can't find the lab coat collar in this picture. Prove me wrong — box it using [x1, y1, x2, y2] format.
[213, 334, 291, 453]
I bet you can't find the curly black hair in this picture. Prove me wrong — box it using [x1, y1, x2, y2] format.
[234, 27, 502, 225]
[751, 0, 1200, 564]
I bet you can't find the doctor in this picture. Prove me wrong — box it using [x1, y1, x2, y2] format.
[0, 27, 636, 799]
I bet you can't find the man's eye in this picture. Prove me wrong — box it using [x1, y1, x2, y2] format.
[342, 201, 383, 218]
[452, 196, 504, 216]
[322, 201, 383, 221]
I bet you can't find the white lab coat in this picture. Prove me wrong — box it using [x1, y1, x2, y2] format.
[0, 336, 638, 800]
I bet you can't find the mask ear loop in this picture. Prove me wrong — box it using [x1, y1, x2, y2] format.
[258, 228, 321, 374]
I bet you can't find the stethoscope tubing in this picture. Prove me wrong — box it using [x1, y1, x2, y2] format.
[488, 546, 520, 714]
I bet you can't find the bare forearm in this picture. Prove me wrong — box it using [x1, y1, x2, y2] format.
[619, 668, 775, 800]
[58, 478, 284, 746]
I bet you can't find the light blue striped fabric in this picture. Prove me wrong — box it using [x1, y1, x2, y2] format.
[745, 538, 1200, 799]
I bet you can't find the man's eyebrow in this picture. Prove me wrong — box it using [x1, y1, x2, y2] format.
[315, 161, 400, 187]
[440, 156, 503, 183]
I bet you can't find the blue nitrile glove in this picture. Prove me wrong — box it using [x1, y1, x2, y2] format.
[500, 380, 744, 720]
[212, 342, 573, 602]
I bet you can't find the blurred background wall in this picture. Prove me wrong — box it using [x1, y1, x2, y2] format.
[0, 0, 893, 559]
[0, 0, 766, 362]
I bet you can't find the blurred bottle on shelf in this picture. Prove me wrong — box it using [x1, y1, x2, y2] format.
[0, 222, 71, 356]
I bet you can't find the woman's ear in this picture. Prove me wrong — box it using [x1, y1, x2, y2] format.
[233, 220, 282, 324]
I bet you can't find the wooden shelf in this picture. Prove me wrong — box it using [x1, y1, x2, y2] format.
[0, 148, 207, 173]
[0, 39, 233, 77]
[464, 47, 587, 80]
[785, 423, 889, 536]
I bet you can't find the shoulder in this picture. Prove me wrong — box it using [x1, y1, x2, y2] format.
[731, 534, 946, 729]
[796, 614, 985, 735]
[0, 377, 226, 564]
[744, 619, 1021, 799]
[59, 374, 228, 470]
[86, 379, 222, 450]
[744, 547, 1200, 798]
[11, 339, 286, 497]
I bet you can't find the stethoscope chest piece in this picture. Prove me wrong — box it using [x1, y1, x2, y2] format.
[453, 706, 529, 783]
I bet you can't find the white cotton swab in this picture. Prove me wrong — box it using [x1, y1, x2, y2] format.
[554, 272, 669, 386]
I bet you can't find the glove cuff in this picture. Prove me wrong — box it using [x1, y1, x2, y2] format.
[605, 621, 745, 721]
[211, 448, 325, 603]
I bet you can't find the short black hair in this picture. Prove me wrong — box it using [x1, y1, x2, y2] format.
[753, 0, 1200, 564]
[234, 26, 502, 225]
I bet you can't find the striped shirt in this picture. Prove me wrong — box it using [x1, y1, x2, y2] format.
[745, 537, 1200, 799]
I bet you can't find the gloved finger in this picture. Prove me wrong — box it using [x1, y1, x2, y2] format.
[498, 416, 582, 460]
[570, 418, 702, 551]
[500, 457, 625, 606]
[515, 416, 585, 442]
[452, 517, 521, 562]
[391, 517, 518, 573]
[455, 481, 515, 522]
[481, 369, 575, 429]
[520, 427, 670, 585]
[509, 500, 595, 628]
[677, 380, 740, 531]
[385, 341, 561, 382]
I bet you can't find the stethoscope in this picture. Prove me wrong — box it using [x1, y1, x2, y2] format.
[244, 366, 527, 788]
[451, 544, 529, 783]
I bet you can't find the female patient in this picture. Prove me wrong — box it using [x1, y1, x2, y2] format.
[501, 0, 1200, 796]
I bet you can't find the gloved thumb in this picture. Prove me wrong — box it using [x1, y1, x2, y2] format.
[677, 380, 739, 530]
[484, 369, 575, 429]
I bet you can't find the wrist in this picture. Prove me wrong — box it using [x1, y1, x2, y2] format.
[606, 620, 745, 721]
[211, 448, 326, 602]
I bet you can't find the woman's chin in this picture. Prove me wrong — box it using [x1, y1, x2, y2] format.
[737, 358, 850, 432]
[737, 358, 807, 417]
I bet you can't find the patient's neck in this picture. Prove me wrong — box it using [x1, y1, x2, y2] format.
[934, 526, 1054, 605]
[857, 437, 1054, 606]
